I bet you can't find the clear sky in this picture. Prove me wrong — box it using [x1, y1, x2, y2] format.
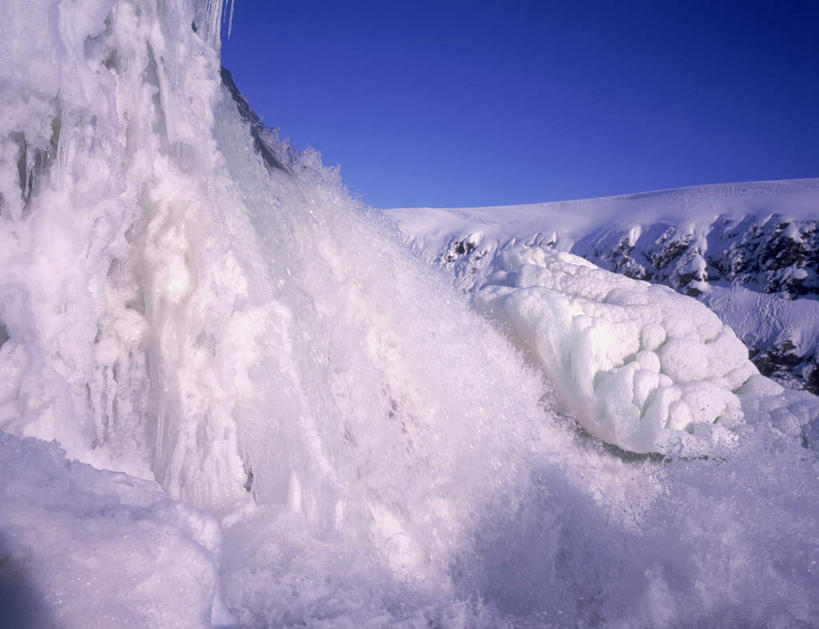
[220, 1, 819, 209]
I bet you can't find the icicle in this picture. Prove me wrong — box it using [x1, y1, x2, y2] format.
[227, 0, 235, 39]
[199, 0, 235, 48]
[194, 0, 226, 50]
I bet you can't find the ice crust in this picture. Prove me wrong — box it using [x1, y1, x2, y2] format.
[1, 0, 818, 627]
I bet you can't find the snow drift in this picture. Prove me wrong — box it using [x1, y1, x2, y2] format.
[1, 0, 818, 627]
[0, 432, 227, 629]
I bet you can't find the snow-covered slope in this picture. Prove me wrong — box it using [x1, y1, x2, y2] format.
[1, 1, 819, 627]
[386, 180, 819, 392]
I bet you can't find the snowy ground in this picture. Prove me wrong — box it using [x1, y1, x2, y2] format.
[1, 1, 818, 627]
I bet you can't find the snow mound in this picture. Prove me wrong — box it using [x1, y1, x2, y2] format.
[0, 431, 228, 629]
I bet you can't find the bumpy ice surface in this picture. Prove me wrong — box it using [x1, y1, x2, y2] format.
[0, 0, 818, 627]
[477, 245, 816, 454]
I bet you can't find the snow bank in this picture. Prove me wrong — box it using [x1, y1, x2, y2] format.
[0, 431, 227, 628]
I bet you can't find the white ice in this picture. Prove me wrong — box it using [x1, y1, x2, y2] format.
[476, 244, 816, 454]
[0, 0, 818, 627]
[0, 431, 227, 629]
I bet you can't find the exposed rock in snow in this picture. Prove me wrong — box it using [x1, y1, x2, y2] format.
[219, 66, 292, 174]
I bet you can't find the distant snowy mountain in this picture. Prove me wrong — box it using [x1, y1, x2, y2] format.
[385, 179, 819, 392]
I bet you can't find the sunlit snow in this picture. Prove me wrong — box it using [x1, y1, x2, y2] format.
[0, 1, 818, 627]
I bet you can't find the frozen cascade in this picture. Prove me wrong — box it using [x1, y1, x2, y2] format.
[0, 0, 817, 627]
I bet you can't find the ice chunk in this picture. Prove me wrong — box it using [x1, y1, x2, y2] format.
[477, 245, 803, 454]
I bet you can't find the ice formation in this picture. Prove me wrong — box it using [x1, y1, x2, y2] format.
[1, 0, 818, 627]
[475, 245, 818, 454]
[480, 247, 740, 453]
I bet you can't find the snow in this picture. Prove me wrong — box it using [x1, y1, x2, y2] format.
[1, 0, 818, 627]
[0, 431, 227, 629]
[385, 179, 819, 393]
[385, 178, 819, 256]
[386, 180, 819, 392]
[701, 285, 819, 382]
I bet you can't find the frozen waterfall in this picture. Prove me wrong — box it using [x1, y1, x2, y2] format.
[0, 1, 817, 627]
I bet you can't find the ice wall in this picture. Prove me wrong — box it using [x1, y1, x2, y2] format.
[1, 0, 818, 627]
[0, 0, 556, 573]
[0, 0, 248, 506]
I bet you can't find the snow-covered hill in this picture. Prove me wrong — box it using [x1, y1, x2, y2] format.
[386, 180, 819, 392]
[1, 1, 818, 627]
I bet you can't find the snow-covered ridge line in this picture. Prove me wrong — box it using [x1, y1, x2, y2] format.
[384, 180, 819, 392]
[388, 178, 819, 222]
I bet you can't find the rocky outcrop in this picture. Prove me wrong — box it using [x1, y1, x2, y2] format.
[574, 215, 818, 299]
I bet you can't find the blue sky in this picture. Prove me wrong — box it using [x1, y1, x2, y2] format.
[221, 1, 819, 208]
